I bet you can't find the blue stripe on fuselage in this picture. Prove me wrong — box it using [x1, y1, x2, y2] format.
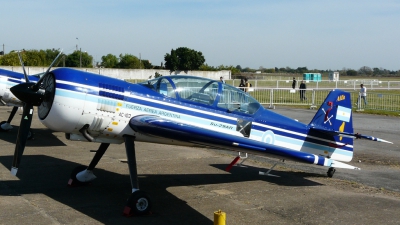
[55, 82, 238, 125]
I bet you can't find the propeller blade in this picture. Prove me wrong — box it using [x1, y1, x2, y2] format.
[32, 50, 63, 91]
[9, 49, 61, 176]
[11, 103, 34, 176]
[17, 51, 30, 83]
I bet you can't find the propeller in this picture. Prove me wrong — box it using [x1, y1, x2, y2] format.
[9, 50, 63, 176]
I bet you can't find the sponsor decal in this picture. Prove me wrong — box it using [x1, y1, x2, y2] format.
[125, 103, 181, 119]
[210, 122, 234, 130]
[337, 94, 345, 101]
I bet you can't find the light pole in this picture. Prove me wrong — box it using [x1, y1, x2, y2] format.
[76, 38, 82, 68]
[80, 48, 82, 68]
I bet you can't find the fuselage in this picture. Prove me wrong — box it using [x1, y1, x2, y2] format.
[39, 68, 353, 164]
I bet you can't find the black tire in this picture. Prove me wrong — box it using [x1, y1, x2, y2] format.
[70, 165, 89, 185]
[327, 167, 336, 178]
[126, 190, 152, 215]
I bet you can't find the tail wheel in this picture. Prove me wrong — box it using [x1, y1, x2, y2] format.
[327, 167, 336, 178]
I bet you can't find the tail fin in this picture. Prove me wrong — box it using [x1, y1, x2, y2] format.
[308, 90, 354, 162]
[309, 89, 353, 134]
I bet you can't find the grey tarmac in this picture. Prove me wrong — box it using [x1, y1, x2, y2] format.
[0, 106, 399, 225]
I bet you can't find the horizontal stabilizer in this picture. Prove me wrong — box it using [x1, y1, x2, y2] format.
[330, 160, 360, 170]
[311, 128, 393, 144]
[354, 133, 393, 144]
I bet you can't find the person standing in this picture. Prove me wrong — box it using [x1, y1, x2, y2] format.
[219, 76, 225, 83]
[239, 78, 245, 91]
[299, 80, 307, 101]
[292, 77, 297, 89]
[244, 78, 250, 92]
[356, 84, 367, 106]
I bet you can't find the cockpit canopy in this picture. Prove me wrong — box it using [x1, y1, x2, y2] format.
[140, 75, 262, 115]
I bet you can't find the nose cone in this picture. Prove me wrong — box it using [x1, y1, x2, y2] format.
[10, 82, 45, 106]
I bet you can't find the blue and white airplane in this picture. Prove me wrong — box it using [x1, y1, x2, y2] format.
[0, 51, 60, 133]
[8, 56, 392, 215]
[0, 68, 41, 136]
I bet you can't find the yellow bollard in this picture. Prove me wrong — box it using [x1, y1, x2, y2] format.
[214, 209, 226, 225]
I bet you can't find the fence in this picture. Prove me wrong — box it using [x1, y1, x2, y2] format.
[124, 79, 400, 113]
[247, 88, 400, 112]
[226, 79, 400, 90]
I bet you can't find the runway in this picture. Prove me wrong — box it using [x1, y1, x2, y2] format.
[0, 106, 399, 224]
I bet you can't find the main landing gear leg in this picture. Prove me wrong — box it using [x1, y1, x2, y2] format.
[0, 106, 18, 131]
[123, 135, 152, 216]
[1, 106, 34, 139]
[259, 159, 285, 177]
[225, 152, 248, 172]
[68, 143, 110, 186]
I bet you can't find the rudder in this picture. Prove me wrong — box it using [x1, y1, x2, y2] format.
[308, 89, 354, 162]
[309, 89, 353, 134]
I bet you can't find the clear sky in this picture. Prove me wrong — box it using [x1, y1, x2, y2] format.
[1, 0, 399, 71]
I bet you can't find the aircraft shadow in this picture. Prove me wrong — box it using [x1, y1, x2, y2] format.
[211, 164, 324, 186]
[0, 155, 323, 225]
[0, 127, 66, 147]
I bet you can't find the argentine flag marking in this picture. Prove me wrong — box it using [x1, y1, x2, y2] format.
[336, 106, 351, 122]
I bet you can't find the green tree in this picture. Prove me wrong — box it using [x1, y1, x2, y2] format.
[358, 66, 372, 75]
[199, 63, 217, 71]
[24, 50, 46, 66]
[65, 50, 93, 67]
[164, 49, 178, 71]
[217, 65, 241, 75]
[118, 54, 142, 69]
[0, 49, 63, 66]
[0, 51, 22, 66]
[164, 47, 205, 72]
[101, 54, 119, 68]
[142, 60, 153, 69]
[296, 67, 308, 74]
[45, 49, 62, 66]
[264, 68, 275, 73]
[373, 67, 381, 76]
[242, 67, 256, 73]
[346, 69, 358, 76]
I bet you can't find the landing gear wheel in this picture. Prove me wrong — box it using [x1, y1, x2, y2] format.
[327, 167, 336, 178]
[124, 190, 152, 216]
[68, 165, 89, 186]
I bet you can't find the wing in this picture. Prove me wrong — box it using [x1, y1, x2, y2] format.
[129, 115, 359, 169]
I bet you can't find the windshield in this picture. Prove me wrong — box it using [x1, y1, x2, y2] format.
[140, 76, 262, 115]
